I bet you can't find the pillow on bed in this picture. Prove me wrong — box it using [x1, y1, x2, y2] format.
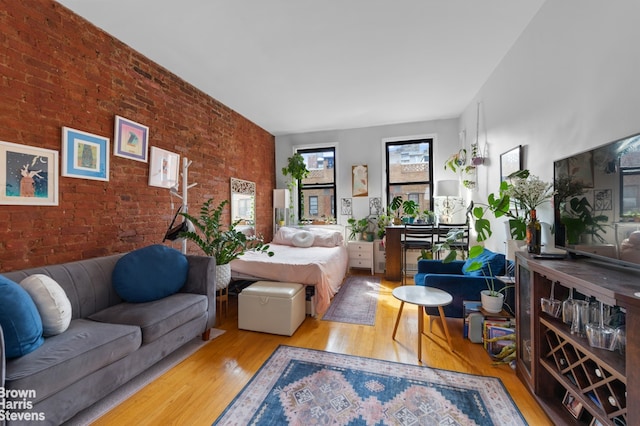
[272, 227, 299, 246]
[307, 227, 344, 247]
[291, 230, 314, 247]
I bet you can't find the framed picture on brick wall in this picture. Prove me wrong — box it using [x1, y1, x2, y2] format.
[61, 127, 109, 181]
[0, 141, 58, 206]
[114, 115, 149, 162]
[148, 146, 179, 188]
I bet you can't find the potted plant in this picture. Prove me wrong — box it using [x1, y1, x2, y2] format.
[472, 170, 554, 242]
[347, 216, 370, 241]
[180, 198, 274, 290]
[465, 246, 515, 313]
[281, 153, 310, 224]
[389, 195, 403, 225]
[376, 210, 392, 239]
[416, 209, 435, 224]
[401, 199, 419, 223]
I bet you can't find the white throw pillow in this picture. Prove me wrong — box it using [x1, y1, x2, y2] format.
[20, 274, 72, 336]
[291, 230, 314, 248]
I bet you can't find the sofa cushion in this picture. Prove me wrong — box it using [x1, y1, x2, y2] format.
[5, 318, 141, 403]
[0, 275, 44, 358]
[89, 293, 207, 344]
[20, 274, 72, 336]
[112, 244, 188, 303]
[462, 249, 505, 277]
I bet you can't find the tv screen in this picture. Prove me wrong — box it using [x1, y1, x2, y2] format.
[553, 132, 640, 269]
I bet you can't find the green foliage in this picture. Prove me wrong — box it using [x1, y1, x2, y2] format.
[389, 196, 403, 218]
[561, 196, 608, 244]
[347, 216, 370, 240]
[180, 198, 274, 265]
[401, 199, 418, 217]
[281, 153, 310, 223]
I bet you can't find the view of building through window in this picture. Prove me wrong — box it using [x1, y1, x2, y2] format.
[298, 148, 336, 221]
[386, 140, 433, 215]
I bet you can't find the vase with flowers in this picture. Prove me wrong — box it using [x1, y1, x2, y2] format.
[473, 170, 555, 245]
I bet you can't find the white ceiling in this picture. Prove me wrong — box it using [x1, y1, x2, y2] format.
[57, 0, 545, 136]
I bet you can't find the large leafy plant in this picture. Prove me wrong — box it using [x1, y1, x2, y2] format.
[180, 198, 273, 265]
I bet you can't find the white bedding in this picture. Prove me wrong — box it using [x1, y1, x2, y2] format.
[230, 243, 348, 315]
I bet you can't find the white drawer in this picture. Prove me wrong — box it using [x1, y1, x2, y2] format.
[349, 250, 372, 260]
[349, 258, 373, 268]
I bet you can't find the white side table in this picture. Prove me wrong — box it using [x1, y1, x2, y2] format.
[392, 285, 454, 361]
[347, 241, 374, 275]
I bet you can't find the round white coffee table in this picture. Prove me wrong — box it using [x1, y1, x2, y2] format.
[392, 285, 454, 361]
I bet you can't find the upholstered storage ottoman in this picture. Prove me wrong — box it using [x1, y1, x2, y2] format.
[238, 281, 305, 336]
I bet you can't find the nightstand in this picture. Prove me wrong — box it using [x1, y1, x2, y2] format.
[347, 241, 374, 275]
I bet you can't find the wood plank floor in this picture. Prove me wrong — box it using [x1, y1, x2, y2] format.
[92, 271, 552, 425]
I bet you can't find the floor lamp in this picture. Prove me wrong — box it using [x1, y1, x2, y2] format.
[435, 180, 462, 224]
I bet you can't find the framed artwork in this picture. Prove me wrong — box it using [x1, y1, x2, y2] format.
[148, 147, 179, 188]
[114, 115, 149, 162]
[341, 198, 352, 215]
[61, 127, 109, 181]
[562, 391, 583, 419]
[593, 188, 612, 211]
[568, 151, 594, 188]
[590, 418, 604, 426]
[352, 164, 368, 197]
[369, 197, 382, 215]
[500, 145, 522, 182]
[0, 141, 58, 206]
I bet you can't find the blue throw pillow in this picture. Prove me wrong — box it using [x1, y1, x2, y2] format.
[0, 275, 44, 358]
[462, 249, 505, 277]
[112, 245, 189, 303]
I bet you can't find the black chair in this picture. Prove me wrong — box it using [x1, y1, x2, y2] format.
[434, 222, 470, 259]
[401, 224, 435, 285]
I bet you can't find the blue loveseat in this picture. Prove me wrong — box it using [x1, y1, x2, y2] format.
[414, 249, 514, 318]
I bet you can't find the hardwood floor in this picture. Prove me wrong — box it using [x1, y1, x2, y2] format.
[92, 271, 552, 425]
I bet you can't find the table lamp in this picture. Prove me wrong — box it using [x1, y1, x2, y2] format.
[435, 180, 462, 224]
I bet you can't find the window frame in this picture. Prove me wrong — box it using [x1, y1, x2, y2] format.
[385, 138, 434, 215]
[296, 146, 336, 221]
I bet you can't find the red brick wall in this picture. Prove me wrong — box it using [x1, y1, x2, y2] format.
[0, 1, 275, 272]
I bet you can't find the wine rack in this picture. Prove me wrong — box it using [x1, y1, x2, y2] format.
[515, 253, 640, 426]
[540, 315, 626, 425]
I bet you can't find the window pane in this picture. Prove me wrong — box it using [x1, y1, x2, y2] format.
[301, 188, 335, 219]
[301, 150, 335, 185]
[389, 184, 432, 212]
[388, 142, 430, 184]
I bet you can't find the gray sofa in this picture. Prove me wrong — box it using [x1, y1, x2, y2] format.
[0, 249, 216, 425]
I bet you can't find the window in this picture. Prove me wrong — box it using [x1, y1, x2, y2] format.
[386, 139, 433, 215]
[297, 147, 336, 221]
[309, 196, 318, 216]
[620, 150, 640, 216]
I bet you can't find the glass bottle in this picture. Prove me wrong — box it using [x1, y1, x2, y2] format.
[527, 209, 542, 254]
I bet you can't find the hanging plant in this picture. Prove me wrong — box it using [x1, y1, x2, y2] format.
[281, 153, 310, 224]
[444, 149, 467, 173]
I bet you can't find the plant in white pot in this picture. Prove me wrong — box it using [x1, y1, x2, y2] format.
[180, 198, 274, 290]
[465, 246, 514, 313]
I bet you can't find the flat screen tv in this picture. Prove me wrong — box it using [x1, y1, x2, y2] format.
[553, 131, 640, 270]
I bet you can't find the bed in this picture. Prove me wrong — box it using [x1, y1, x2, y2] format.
[230, 226, 349, 315]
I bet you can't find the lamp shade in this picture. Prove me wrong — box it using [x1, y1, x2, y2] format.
[435, 180, 460, 197]
[273, 189, 289, 209]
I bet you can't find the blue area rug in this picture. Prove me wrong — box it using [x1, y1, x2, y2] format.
[321, 275, 380, 325]
[214, 345, 526, 425]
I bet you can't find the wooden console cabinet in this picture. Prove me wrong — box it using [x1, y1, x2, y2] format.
[515, 253, 640, 425]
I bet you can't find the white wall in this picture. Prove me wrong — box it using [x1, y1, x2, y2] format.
[276, 0, 640, 251]
[275, 118, 460, 224]
[458, 0, 640, 252]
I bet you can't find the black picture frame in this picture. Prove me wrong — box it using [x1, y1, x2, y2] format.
[500, 145, 522, 182]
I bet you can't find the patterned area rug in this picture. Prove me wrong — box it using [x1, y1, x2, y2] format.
[214, 345, 526, 425]
[322, 275, 380, 325]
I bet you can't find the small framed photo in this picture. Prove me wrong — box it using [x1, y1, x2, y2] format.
[148, 147, 179, 188]
[114, 115, 149, 162]
[0, 141, 58, 206]
[61, 127, 109, 181]
[500, 145, 522, 182]
[562, 391, 583, 419]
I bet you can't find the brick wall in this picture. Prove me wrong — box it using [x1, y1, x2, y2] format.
[0, 1, 275, 272]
